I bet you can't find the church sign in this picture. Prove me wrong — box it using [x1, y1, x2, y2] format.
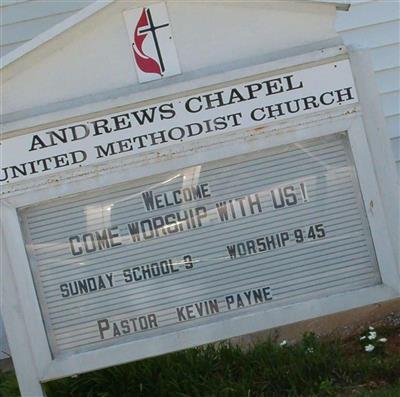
[1, 49, 398, 397]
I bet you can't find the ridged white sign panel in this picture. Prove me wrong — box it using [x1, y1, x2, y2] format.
[20, 134, 380, 356]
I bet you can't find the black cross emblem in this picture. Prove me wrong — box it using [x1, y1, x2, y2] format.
[138, 8, 170, 73]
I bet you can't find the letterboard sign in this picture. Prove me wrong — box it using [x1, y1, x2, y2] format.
[19, 133, 380, 356]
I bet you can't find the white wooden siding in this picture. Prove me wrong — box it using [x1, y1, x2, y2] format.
[336, 0, 400, 178]
[0, 0, 92, 58]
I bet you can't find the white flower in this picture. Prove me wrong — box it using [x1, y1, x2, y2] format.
[279, 340, 287, 347]
[368, 331, 377, 340]
[360, 336, 366, 340]
[307, 347, 314, 353]
[369, 326, 375, 331]
[365, 344, 375, 352]
[378, 338, 387, 343]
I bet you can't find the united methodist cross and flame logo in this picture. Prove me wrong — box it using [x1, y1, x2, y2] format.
[123, 3, 181, 83]
[132, 7, 169, 76]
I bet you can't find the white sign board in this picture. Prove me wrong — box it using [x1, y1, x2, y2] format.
[2, 51, 399, 397]
[123, 3, 181, 83]
[19, 133, 380, 356]
[1, 60, 358, 186]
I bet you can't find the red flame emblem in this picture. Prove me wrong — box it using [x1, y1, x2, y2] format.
[132, 9, 163, 75]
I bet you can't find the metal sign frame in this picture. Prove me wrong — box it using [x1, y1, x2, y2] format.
[1, 48, 399, 396]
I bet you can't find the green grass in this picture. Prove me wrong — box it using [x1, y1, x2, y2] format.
[0, 330, 399, 397]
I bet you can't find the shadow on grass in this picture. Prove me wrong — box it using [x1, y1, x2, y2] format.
[0, 331, 399, 397]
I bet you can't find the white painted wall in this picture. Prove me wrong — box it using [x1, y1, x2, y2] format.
[1, 1, 339, 118]
[336, 0, 400, 178]
[0, 1, 346, 59]
[0, 0, 93, 58]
